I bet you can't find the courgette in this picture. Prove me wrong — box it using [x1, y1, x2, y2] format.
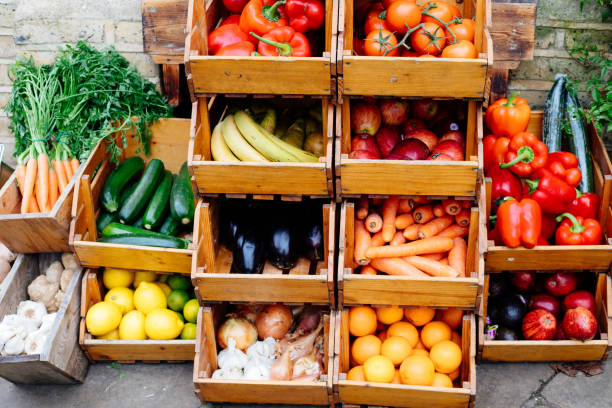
[143, 170, 172, 230]
[98, 234, 189, 249]
[543, 74, 566, 153]
[565, 89, 594, 193]
[170, 162, 195, 225]
[158, 215, 180, 236]
[118, 159, 165, 223]
[96, 211, 117, 233]
[119, 183, 137, 206]
[132, 216, 145, 229]
[100, 157, 144, 212]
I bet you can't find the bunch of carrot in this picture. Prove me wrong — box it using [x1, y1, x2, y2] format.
[353, 195, 471, 278]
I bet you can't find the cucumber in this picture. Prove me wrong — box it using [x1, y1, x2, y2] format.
[118, 159, 165, 223]
[543, 74, 566, 153]
[119, 183, 138, 206]
[143, 170, 173, 230]
[565, 89, 594, 193]
[99, 234, 189, 249]
[96, 211, 117, 233]
[170, 162, 195, 225]
[100, 157, 144, 212]
[158, 215, 180, 236]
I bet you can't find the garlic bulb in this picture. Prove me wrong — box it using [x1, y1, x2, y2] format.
[40, 313, 57, 333]
[0, 325, 18, 350]
[45, 261, 63, 283]
[4, 328, 26, 355]
[246, 337, 277, 360]
[211, 367, 244, 380]
[3, 313, 38, 334]
[17, 300, 47, 328]
[25, 329, 48, 355]
[217, 338, 248, 370]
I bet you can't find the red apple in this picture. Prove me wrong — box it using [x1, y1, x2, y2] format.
[522, 310, 557, 340]
[403, 118, 427, 134]
[528, 294, 561, 317]
[434, 118, 462, 135]
[387, 139, 430, 161]
[351, 134, 381, 156]
[411, 99, 438, 121]
[431, 140, 464, 161]
[375, 126, 402, 156]
[439, 131, 465, 147]
[563, 290, 596, 315]
[555, 326, 567, 340]
[545, 272, 578, 297]
[428, 153, 453, 161]
[379, 99, 409, 126]
[351, 102, 381, 135]
[563, 306, 598, 340]
[405, 129, 438, 151]
[510, 271, 536, 293]
[349, 149, 381, 159]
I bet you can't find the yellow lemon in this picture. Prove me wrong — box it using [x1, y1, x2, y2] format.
[145, 309, 184, 340]
[155, 282, 172, 297]
[133, 271, 158, 288]
[133, 282, 167, 314]
[102, 268, 134, 289]
[97, 329, 119, 340]
[119, 310, 147, 340]
[104, 287, 134, 314]
[86, 301, 122, 336]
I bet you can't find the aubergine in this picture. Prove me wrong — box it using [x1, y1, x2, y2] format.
[231, 229, 266, 274]
[303, 220, 323, 261]
[269, 224, 299, 270]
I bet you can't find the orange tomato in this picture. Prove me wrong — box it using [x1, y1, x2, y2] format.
[376, 306, 404, 325]
[382, 0, 414, 10]
[446, 18, 475, 43]
[404, 306, 436, 326]
[387, 321, 419, 348]
[364, 29, 399, 56]
[347, 365, 366, 381]
[381, 336, 413, 366]
[447, 2, 462, 19]
[440, 40, 477, 58]
[421, 321, 452, 349]
[352, 334, 382, 365]
[364, 4, 389, 35]
[399, 355, 435, 386]
[422, 1, 454, 24]
[364, 355, 396, 383]
[429, 340, 462, 373]
[411, 22, 446, 56]
[437, 308, 464, 330]
[386, 0, 422, 33]
[349, 306, 378, 336]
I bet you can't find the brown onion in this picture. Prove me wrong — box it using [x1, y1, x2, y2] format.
[217, 316, 257, 351]
[256, 304, 293, 339]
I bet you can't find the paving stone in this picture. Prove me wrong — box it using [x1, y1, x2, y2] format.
[542, 360, 612, 408]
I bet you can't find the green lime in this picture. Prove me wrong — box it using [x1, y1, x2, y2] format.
[175, 311, 185, 322]
[167, 289, 190, 312]
[190, 289, 197, 299]
[180, 322, 197, 339]
[183, 299, 199, 323]
[168, 275, 190, 291]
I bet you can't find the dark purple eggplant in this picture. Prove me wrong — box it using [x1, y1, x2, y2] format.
[303, 220, 323, 261]
[231, 228, 266, 274]
[269, 224, 298, 270]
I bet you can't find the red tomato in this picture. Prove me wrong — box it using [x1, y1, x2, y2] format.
[422, 1, 454, 24]
[447, 2, 462, 19]
[440, 40, 477, 58]
[386, 0, 422, 33]
[446, 18, 475, 43]
[382, 0, 414, 10]
[411, 22, 446, 55]
[364, 29, 399, 56]
[401, 49, 419, 57]
[364, 6, 389, 34]
[354, 36, 365, 55]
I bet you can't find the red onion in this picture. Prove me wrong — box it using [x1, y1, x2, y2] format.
[256, 304, 293, 339]
[217, 316, 258, 351]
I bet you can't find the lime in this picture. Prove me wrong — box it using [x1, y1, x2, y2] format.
[181, 323, 197, 340]
[183, 299, 199, 323]
[167, 275, 190, 291]
[167, 289, 190, 312]
[175, 311, 185, 322]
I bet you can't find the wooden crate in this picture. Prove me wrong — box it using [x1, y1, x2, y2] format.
[70, 118, 195, 274]
[188, 95, 333, 196]
[336, 100, 482, 198]
[184, 0, 338, 96]
[79, 269, 196, 362]
[193, 304, 335, 405]
[478, 273, 612, 362]
[481, 112, 612, 272]
[337, 0, 492, 99]
[0, 254, 89, 384]
[192, 198, 335, 305]
[333, 309, 476, 408]
[338, 200, 483, 309]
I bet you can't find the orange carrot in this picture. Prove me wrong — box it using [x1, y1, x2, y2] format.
[37, 153, 50, 212]
[365, 213, 383, 233]
[21, 158, 37, 214]
[360, 265, 378, 275]
[372, 197, 383, 206]
[461, 200, 472, 209]
[410, 197, 431, 207]
[455, 208, 471, 227]
[449, 237, 467, 277]
[366, 237, 454, 259]
[70, 158, 80, 174]
[382, 195, 399, 242]
[422, 252, 446, 261]
[413, 205, 434, 224]
[398, 198, 413, 214]
[370, 231, 385, 247]
[52, 160, 68, 193]
[404, 256, 459, 277]
[442, 199, 461, 215]
[390, 231, 406, 246]
[356, 195, 369, 220]
[16, 164, 39, 213]
[437, 224, 469, 238]
[395, 213, 414, 229]
[63, 160, 73, 181]
[417, 215, 454, 239]
[48, 168, 59, 208]
[440, 258, 449, 265]
[370, 257, 429, 277]
[403, 224, 420, 241]
[354, 220, 372, 265]
[433, 204, 445, 217]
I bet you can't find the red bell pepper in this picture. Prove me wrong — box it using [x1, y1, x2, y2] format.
[208, 24, 252, 55]
[483, 134, 510, 173]
[286, 0, 324, 32]
[489, 166, 522, 205]
[523, 168, 577, 215]
[546, 151, 582, 188]
[568, 191, 599, 220]
[500, 132, 548, 176]
[216, 41, 257, 56]
[541, 214, 558, 241]
[496, 197, 542, 249]
[555, 213, 603, 245]
[221, 14, 243, 26]
[251, 26, 311, 56]
[485, 92, 531, 137]
[224, 0, 250, 13]
[239, 0, 287, 37]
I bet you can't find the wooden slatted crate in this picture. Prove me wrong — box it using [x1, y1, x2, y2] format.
[184, 0, 338, 97]
[481, 112, 612, 272]
[193, 304, 335, 405]
[191, 198, 335, 305]
[69, 118, 195, 274]
[337, 0, 492, 99]
[79, 269, 196, 362]
[188, 95, 334, 196]
[0, 254, 89, 384]
[336, 100, 482, 198]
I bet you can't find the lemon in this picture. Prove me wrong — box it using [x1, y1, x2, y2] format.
[133, 282, 167, 314]
[119, 310, 147, 340]
[86, 301, 122, 336]
[155, 282, 172, 297]
[97, 329, 119, 340]
[145, 309, 184, 340]
[103, 268, 134, 289]
[133, 271, 158, 288]
[157, 274, 169, 283]
[104, 287, 134, 314]
[183, 299, 199, 323]
[180, 322, 197, 340]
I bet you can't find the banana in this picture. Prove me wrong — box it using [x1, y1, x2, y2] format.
[255, 122, 319, 163]
[211, 121, 240, 162]
[234, 110, 300, 162]
[221, 115, 269, 162]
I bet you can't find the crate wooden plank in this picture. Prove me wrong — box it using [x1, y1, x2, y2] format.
[142, 0, 188, 60]
[197, 381, 331, 405]
[489, 1, 537, 61]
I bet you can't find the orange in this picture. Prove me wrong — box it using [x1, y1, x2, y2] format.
[411, 348, 429, 357]
[414, 336, 426, 350]
[363, 355, 395, 383]
[437, 308, 464, 330]
[392, 369, 402, 384]
[347, 365, 366, 381]
[387, 321, 419, 348]
[399, 355, 435, 386]
[376, 306, 404, 325]
[381, 336, 412, 366]
[377, 330, 388, 342]
[349, 306, 377, 337]
[431, 372, 453, 388]
[451, 331, 462, 347]
[352, 335, 382, 365]
[448, 367, 460, 381]
[421, 321, 452, 349]
[429, 340, 462, 374]
[404, 306, 436, 327]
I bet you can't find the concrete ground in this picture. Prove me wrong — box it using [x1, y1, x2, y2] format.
[1, 360, 610, 408]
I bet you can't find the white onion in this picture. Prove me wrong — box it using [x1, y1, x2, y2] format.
[217, 317, 257, 351]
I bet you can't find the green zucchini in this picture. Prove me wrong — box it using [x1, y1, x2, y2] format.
[118, 159, 165, 223]
[132, 216, 145, 229]
[143, 170, 173, 230]
[158, 215, 180, 236]
[170, 162, 195, 225]
[543, 74, 566, 153]
[100, 157, 144, 212]
[96, 211, 117, 233]
[98, 234, 189, 249]
[565, 89, 594, 193]
[119, 183, 138, 206]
